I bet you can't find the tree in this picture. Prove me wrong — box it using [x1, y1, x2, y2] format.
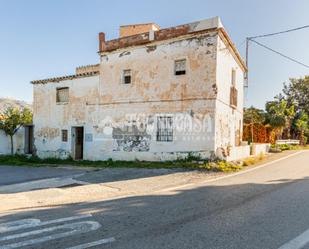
[284, 104, 295, 139]
[243, 106, 265, 143]
[0, 107, 32, 155]
[295, 112, 309, 145]
[265, 100, 287, 140]
[283, 76, 309, 115]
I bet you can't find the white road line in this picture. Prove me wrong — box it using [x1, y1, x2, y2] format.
[1, 221, 101, 249]
[0, 221, 98, 241]
[278, 228, 309, 249]
[66, 237, 116, 249]
[0, 214, 92, 234]
[0, 219, 40, 233]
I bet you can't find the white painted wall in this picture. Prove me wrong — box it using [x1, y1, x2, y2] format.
[0, 128, 25, 155]
[215, 34, 245, 154]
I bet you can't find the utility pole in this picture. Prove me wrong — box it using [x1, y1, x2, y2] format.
[243, 24, 309, 89]
[245, 37, 250, 88]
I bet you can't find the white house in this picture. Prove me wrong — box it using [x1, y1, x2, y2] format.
[31, 17, 249, 161]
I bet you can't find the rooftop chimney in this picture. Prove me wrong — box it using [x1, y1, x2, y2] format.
[99, 32, 106, 52]
[119, 23, 160, 38]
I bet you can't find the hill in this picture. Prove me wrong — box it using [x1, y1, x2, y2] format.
[0, 98, 32, 113]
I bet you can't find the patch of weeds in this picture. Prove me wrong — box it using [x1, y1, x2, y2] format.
[0, 154, 243, 173]
[242, 157, 256, 166]
[199, 161, 243, 173]
[242, 153, 265, 166]
[185, 152, 203, 162]
[200, 161, 242, 172]
[257, 152, 265, 161]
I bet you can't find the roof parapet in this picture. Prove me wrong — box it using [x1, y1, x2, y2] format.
[98, 17, 223, 53]
[31, 64, 99, 85]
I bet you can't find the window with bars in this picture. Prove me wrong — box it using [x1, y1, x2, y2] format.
[156, 116, 173, 142]
[123, 69, 132, 84]
[61, 129, 68, 142]
[56, 87, 69, 103]
[174, 59, 186, 75]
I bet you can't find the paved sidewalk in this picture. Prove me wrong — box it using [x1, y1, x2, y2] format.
[0, 150, 300, 213]
[0, 169, 223, 213]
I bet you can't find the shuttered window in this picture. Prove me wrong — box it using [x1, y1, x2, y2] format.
[56, 87, 69, 103]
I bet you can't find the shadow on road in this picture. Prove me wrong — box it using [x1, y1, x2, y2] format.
[1, 176, 309, 248]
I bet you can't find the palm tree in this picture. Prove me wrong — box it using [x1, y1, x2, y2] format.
[295, 112, 309, 145]
[284, 104, 295, 139]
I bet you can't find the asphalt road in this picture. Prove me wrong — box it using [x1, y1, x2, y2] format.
[1, 150, 309, 249]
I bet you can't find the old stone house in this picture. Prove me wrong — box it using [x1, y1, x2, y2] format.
[31, 17, 248, 161]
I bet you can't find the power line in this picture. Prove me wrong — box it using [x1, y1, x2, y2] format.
[248, 25, 309, 39]
[244, 24, 309, 88]
[250, 39, 309, 69]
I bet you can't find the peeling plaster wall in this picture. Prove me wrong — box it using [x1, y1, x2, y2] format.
[215, 34, 245, 156]
[33, 76, 100, 159]
[93, 32, 219, 160]
[0, 128, 25, 155]
[100, 32, 218, 103]
[33, 28, 245, 161]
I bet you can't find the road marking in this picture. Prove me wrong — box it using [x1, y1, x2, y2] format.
[0, 221, 101, 249]
[0, 221, 99, 241]
[0, 214, 92, 233]
[0, 219, 40, 233]
[278, 227, 309, 249]
[66, 237, 116, 249]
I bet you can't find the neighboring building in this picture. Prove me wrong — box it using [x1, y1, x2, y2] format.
[0, 129, 25, 155]
[31, 17, 248, 161]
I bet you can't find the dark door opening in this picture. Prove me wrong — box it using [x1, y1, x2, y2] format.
[74, 127, 84, 160]
[24, 125, 34, 154]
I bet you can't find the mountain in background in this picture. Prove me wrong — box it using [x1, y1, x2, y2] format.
[0, 98, 32, 113]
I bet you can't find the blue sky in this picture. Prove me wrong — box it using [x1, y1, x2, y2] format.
[0, 0, 308, 109]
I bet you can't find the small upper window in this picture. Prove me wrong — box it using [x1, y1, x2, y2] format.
[123, 70, 132, 84]
[56, 87, 69, 103]
[61, 129, 68, 142]
[231, 69, 236, 87]
[175, 59, 186, 75]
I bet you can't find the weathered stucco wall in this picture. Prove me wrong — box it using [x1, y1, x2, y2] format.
[33, 32, 219, 161]
[33, 22, 246, 161]
[215, 34, 245, 157]
[94, 31, 219, 160]
[33, 76, 100, 159]
[0, 128, 25, 155]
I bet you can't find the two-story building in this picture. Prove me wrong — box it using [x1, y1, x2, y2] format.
[31, 17, 248, 161]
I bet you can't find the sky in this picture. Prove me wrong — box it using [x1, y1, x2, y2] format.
[0, 0, 308, 109]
